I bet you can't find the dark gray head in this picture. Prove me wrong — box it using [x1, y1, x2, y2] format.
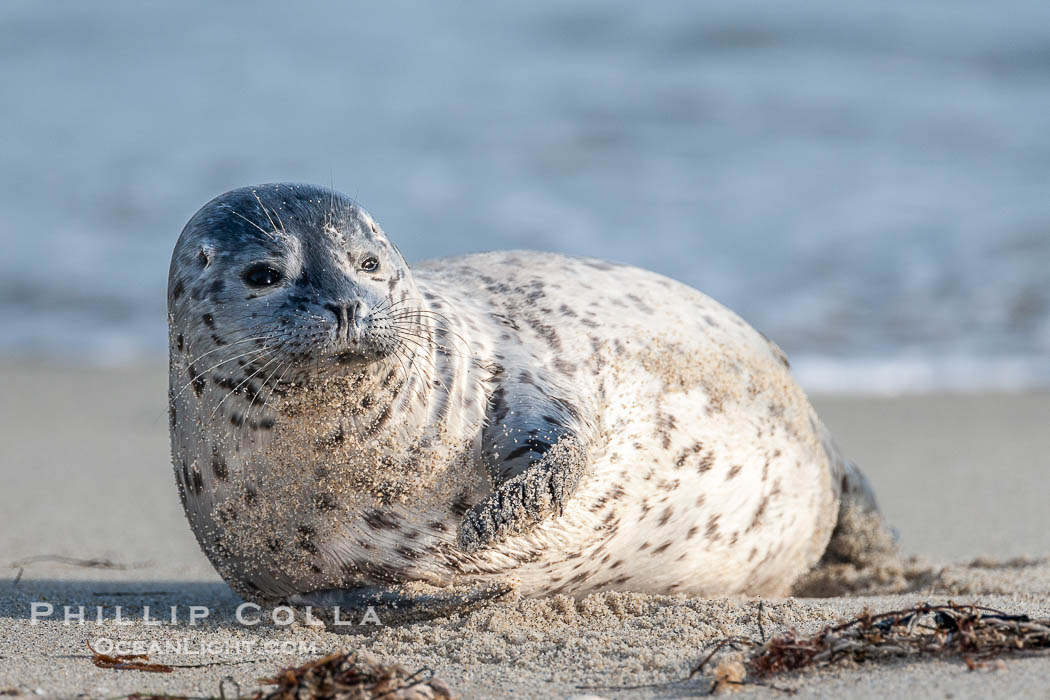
[168, 183, 419, 383]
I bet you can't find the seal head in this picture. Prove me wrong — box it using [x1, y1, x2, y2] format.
[169, 183, 417, 385]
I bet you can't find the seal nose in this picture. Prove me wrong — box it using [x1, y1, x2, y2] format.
[324, 301, 362, 344]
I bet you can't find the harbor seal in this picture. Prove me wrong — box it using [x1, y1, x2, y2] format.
[168, 183, 891, 624]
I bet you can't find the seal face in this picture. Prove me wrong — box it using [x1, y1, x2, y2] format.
[169, 183, 886, 611]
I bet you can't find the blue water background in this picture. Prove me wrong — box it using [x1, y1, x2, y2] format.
[1, 1, 1048, 393]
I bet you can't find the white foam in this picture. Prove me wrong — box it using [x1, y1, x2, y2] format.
[793, 353, 1050, 396]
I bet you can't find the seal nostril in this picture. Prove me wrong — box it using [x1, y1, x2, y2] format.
[323, 302, 360, 343]
[347, 302, 363, 343]
[323, 303, 347, 336]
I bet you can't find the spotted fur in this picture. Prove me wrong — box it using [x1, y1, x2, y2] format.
[169, 183, 885, 607]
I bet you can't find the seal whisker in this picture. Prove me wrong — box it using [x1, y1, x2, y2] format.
[388, 311, 476, 357]
[384, 297, 426, 310]
[178, 320, 279, 358]
[272, 359, 294, 393]
[389, 323, 490, 398]
[210, 352, 283, 421]
[389, 317, 478, 363]
[388, 335, 433, 389]
[170, 345, 272, 404]
[390, 334, 442, 402]
[372, 296, 397, 315]
[389, 325, 477, 365]
[390, 335, 455, 399]
[250, 188, 284, 238]
[223, 206, 276, 242]
[387, 304, 469, 332]
[387, 341, 429, 406]
[266, 188, 288, 235]
[390, 344, 430, 407]
[327, 184, 336, 230]
[242, 351, 291, 428]
[383, 321, 448, 352]
[182, 332, 274, 368]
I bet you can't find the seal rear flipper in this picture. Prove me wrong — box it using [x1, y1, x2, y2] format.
[821, 436, 900, 567]
[824, 459, 899, 564]
[288, 581, 515, 630]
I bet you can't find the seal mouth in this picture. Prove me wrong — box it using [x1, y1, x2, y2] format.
[335, 349, 364, 365]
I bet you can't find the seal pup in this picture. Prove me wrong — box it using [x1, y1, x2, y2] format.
[168, 183, 891, 623]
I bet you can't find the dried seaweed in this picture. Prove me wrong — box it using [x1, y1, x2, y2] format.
[87, 641, 174, 673]
[252, 650, 453, 700]
[692, 601, 1050, 692]
[748, 602, 1049, 676]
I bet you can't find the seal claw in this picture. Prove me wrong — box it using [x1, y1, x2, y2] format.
[458, 433, 589, 551]
[457, 469, 556, 551]
[289, 582, 515, 631]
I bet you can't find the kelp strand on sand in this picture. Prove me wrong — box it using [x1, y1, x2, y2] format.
[87, 641, 174, 673]
[252, 650, 453, 700]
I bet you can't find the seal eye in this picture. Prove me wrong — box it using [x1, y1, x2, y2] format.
[360, 256, 379, 272]
[244, 264, 283, 288]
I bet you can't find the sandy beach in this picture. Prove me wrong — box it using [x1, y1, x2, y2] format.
[1, 361, 1048, 698]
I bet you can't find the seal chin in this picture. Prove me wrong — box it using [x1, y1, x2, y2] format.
[328, 342, 390, 369]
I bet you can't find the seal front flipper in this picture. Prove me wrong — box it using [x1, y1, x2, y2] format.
[458, 377, 595, 551]
[289, 581, 515, 630]
[458, 434, 589, 551]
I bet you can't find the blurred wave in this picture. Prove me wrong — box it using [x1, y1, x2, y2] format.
[1, 0, 1048, 392]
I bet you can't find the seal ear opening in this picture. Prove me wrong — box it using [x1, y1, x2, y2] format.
[198, 245, 213, 269]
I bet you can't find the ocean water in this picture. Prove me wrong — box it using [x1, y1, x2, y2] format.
[1, 1, 1048, 393]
